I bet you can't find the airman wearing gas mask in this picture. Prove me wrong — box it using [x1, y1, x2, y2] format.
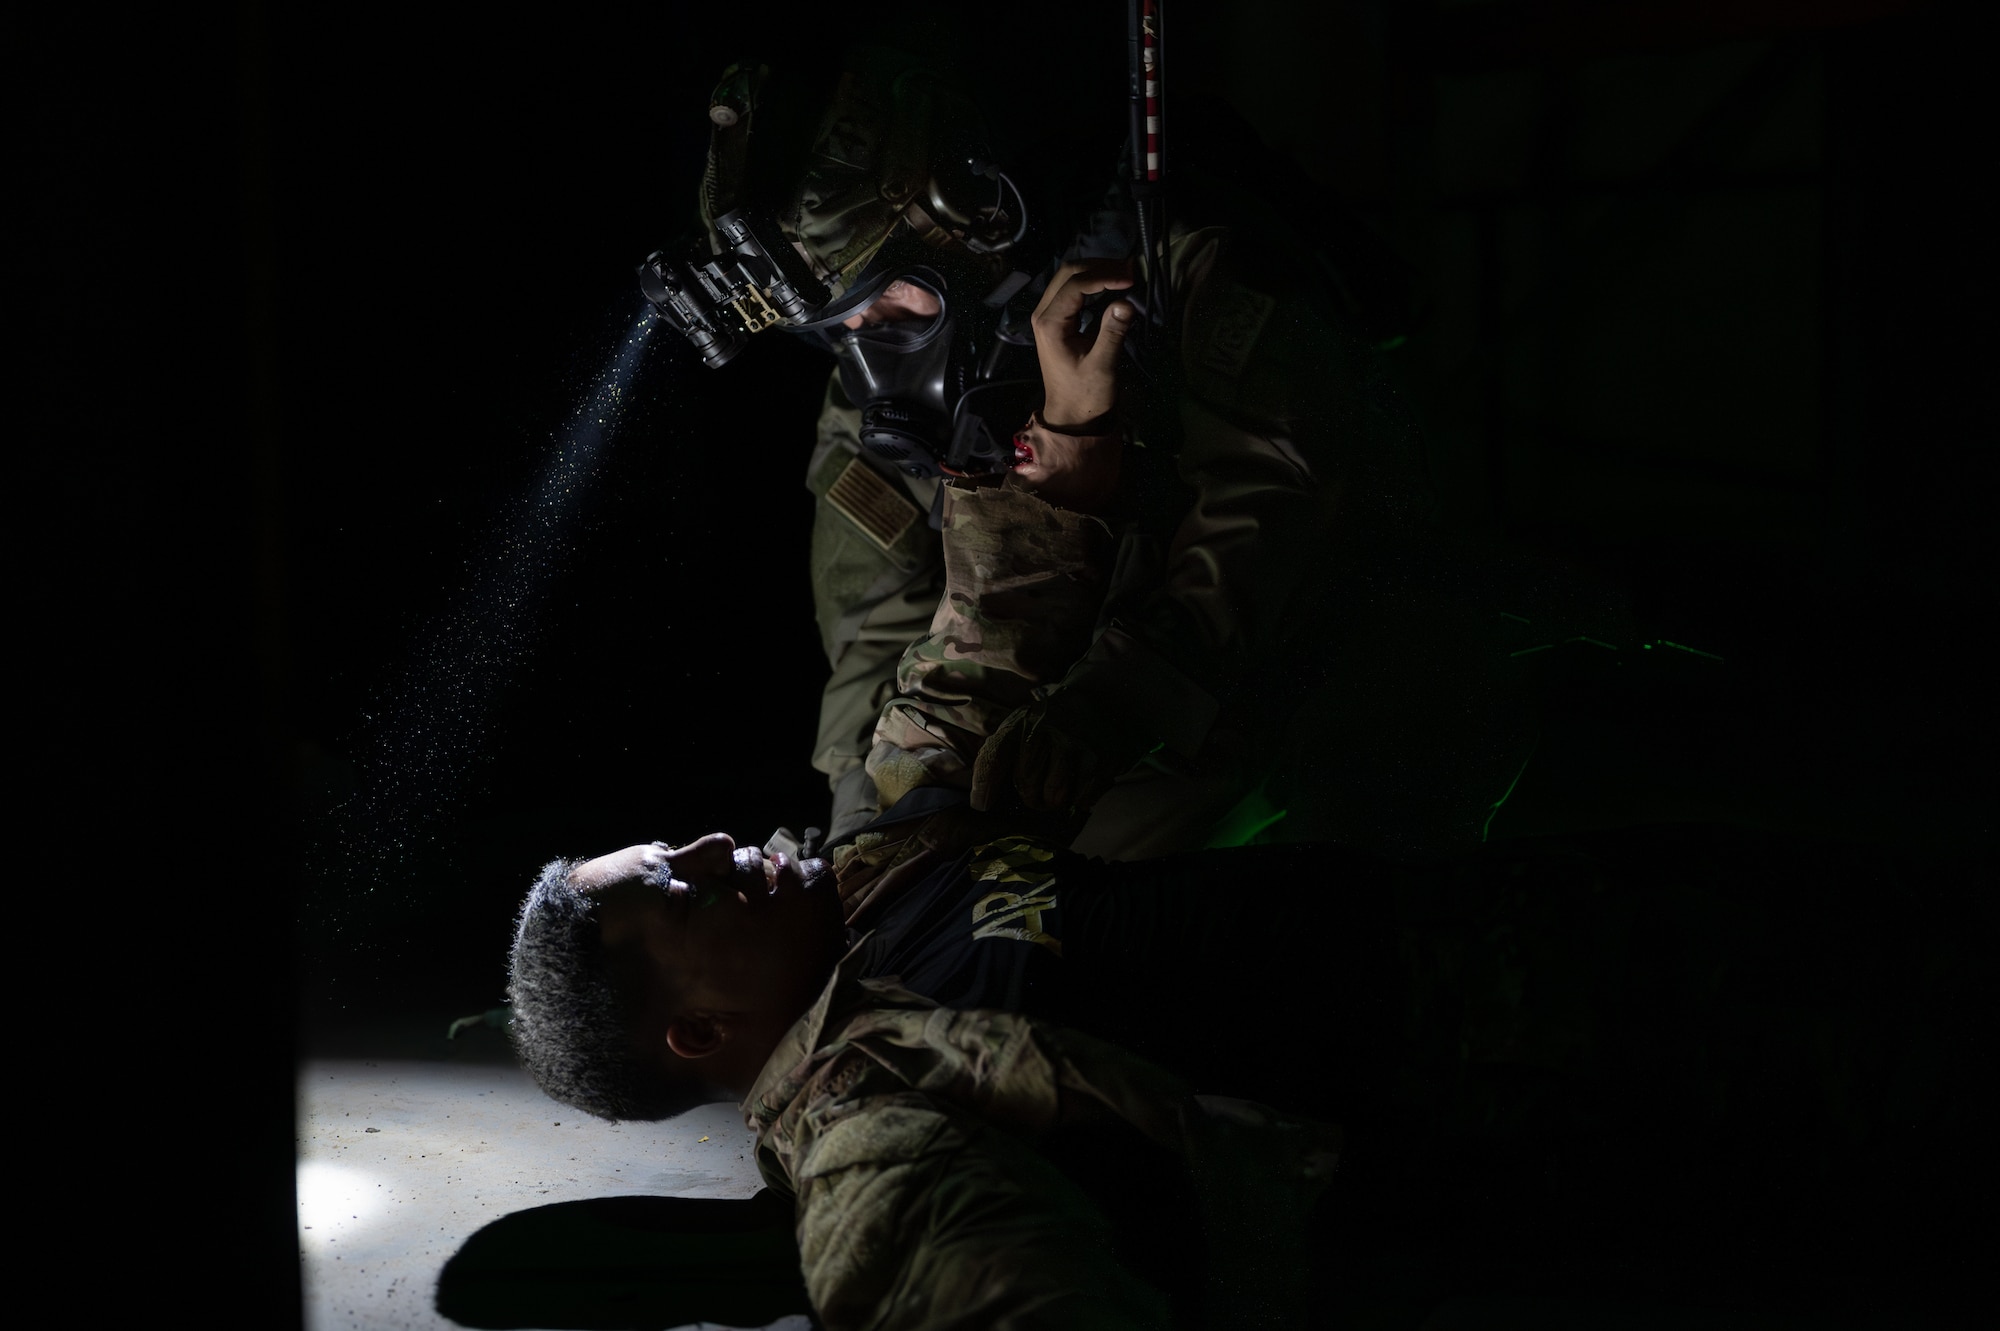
[644, 44, 1522, 864]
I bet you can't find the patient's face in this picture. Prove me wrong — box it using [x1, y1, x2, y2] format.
[575, 834, 842, 1019]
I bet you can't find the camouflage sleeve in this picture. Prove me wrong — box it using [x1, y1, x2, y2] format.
[805, 370, 947, 838]
[789, 1098, 1170, 1331]
[864, 479, 1117, 809]
[761, 1006, 1174, 1331]
[759, 1002, 1333, 1331]
[1038, 224, 1432, 761]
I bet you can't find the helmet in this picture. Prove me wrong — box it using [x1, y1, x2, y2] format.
[641, 47, 1027, 364]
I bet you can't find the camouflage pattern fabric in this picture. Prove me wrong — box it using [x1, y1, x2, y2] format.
[742, 946, 1340, 1331]
[699, 50, 990, 295]
[778, 54, 939, 282]
[804, 825, 1987, 1321]
[805, 372, 946, 840]
[808, 212, 1488, 857]
[1046, 218, 1446, 859]
[865, 478, 1115, 809]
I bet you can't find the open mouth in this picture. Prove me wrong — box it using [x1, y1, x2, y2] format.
[729, 846, 832, 902]
[734, 847, 781, 895]
[1012, 433, 1035, 469]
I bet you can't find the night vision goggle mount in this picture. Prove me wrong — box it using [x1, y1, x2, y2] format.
[637, 209, 832, 369]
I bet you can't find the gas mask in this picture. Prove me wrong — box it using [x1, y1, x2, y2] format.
[815, 266, 1040, 479]
[640, 216, 1041, 479]
[638, 57, 1045, 478]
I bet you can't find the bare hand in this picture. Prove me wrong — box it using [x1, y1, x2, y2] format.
[1030, 259, 1136, 429]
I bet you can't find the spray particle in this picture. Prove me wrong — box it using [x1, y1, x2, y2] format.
[302, 304, 659, 978]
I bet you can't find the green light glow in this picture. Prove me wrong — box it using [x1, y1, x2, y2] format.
[1656, 639, 1724, 661]
[1482, 747, 1536, 843]
[1206, 785, 1290, 848]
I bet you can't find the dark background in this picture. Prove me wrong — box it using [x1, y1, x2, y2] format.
[33, 0, 1986, 1323]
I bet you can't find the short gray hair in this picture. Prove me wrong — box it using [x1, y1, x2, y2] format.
[506, 858, 712, 1121]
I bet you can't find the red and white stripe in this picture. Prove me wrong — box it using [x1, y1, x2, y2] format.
[1143, 0, 1159, 181]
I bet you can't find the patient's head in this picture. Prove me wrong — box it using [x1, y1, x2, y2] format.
[507, 834, 843, 1120]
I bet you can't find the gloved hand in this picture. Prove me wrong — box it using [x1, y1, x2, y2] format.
[970, 689, 1156, 818]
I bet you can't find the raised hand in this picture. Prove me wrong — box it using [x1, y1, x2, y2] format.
[1029, 259, 1136, 430]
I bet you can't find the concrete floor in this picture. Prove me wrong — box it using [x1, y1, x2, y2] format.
[292, 1025, 1944, 1331]
[296, 1033, 792, 1331]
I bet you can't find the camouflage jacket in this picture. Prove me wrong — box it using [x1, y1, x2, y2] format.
[742, 944, 1340, 1331]
[808, 219, 1430, 845]
[865, 477, 1116, 808]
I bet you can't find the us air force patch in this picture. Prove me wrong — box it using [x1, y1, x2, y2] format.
[826, 455, 920, 552]
[1198, 282, 1277, 380]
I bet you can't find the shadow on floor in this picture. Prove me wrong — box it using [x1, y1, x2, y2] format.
[435, 1190, 810, 1330]
[434, 1187, 1981, 1331]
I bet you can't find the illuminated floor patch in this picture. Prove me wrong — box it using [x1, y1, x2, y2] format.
[297, 1057, 763, 1330]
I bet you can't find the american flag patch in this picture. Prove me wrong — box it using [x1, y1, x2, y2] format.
[826, 456, 919, 552]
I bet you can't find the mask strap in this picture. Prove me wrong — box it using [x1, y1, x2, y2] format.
[701, 62, 768, 254]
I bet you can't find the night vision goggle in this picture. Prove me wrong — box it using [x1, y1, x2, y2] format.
[639, 167, 1026, 369]
[636, 209, 859, 369]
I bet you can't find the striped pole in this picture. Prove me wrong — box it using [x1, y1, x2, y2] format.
[1143, 0, 1160, 181]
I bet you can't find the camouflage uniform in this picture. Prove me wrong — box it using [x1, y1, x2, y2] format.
[696, 54, 1013, 837]
[809, 823, 1992, 1315]
[805, 375, 949, 832]
[699, 54, 1487, 854]
[864, 475, 1117, 809]
[743, 942, 1340, 1331]
[813, 214, 1472, 855]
